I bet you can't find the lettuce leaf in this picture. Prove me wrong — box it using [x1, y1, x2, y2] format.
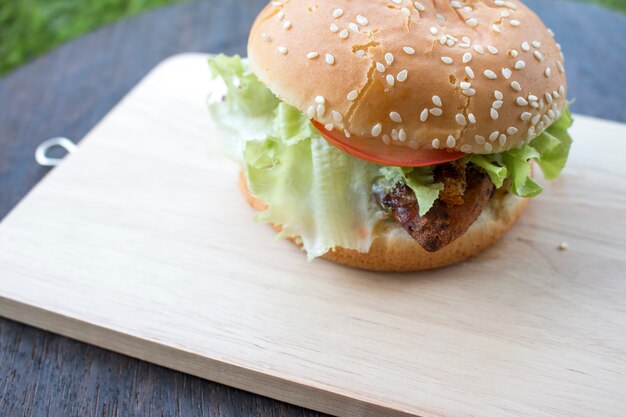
[207, 54, 573, 259]
[245, 135, 384, 260]
[207, 54, 279, 160]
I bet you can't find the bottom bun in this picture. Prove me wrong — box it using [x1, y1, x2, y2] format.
[239, 172, 528, 272]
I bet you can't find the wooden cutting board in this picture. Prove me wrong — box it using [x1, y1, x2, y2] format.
[0, 53, 625, 417]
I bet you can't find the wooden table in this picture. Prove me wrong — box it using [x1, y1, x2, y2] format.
[0, 1, 624, 416]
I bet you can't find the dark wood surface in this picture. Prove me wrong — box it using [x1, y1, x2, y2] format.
[0, 1, 625, 416]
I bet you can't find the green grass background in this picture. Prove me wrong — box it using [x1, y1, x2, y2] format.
[0, 0, 624, 77]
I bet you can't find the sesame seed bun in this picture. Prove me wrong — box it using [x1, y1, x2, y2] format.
[248, 0, 567, 154]
[239, 172, 529, 272]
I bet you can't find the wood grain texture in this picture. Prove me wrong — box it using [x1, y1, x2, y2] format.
[0, 2, 625, 417]
[1, 53, 626, 417]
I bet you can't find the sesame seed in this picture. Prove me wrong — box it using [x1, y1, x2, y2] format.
[278, 46, 288, 55]
[558, 241, 569, 251]
[474, 44, 485, 54]
[432, 95, 442, 107]
[475, 135, 485, 144]
[261, 33, 272, 42]
[465, 66, 475, 79]
[317, 104, 326, 117]
[545, 67, 551, 77]
[332, 111, 343, 122]
[534, 51, 543, 61]
[415, 1, 426, 11]
[510, 49, 519, 58]
[516, 97, 528, 106]
[344, 130, 351, 138]
[430, 27, 439, 35]
[507, 126, 518, 135]
[520, 112, 531, 121]
[307, 106, 315, 118]
[383, 135, 391, 145]
[391, 129, 399, 141]
[371, 123, 382, 137]
[432, 138, 440, 149]
[514, 60, 526, 70]
[347, 90, 358, 101]
[441, 56, 453, 64]
[325, 123, 334, 131]
[502, 68, 512, 79]
[499, 134, 507, 146]
[521, 41, 530, 51]
[455, 114, 467, 126]
[530, 101, 539, 109]
[466, 18, 478, 27]
[315, 96, 325, 104]
[492, 100, 503, 109]
[468, 113, 477, 123]
[557, 61, 565, 73]
[492, 24, 502, 33]
[439, 36, 447, 45]
[355, 50, 366, 57]
[489, 131, 499, 141]
[495, 0, 505, 5]
[397, 70, 409, 82]
[325, 53, 335, 65]
[402, 7, 411, 16]
[451, 0, 462, 8]
[330, 23, 339, 33]
[528, 94, 538, 101]
[333, 8, 344, 18]
[356, 15, 369, 26]
[430, 108, 443, 116]
[277, 11, 285, 20]
[447, 135, 457, 147]
[553, 90, 560, 99]
[491, 108, 499, 120]
[399, 129, 407, 142]
[420, 108, 429, 122]
[462, 89, 476, 96]
[487, 45, 498, 54]
[510, 19, 520, 26]
[532, 114, 541, 125]
[545, 93, 553, 104]
[532, 40, 541, 48]
[511, 81, 522, 91]
[390, 112, 402, 123]
[495, 90, 503, 100]
[500, 10, 510, 17]
[385, 53, 395, 65]
[386, 74, 395, 86]
[376, 62, 386, 73]
[283, 20, 292, 29]
[403, 47, 415, 55]
[446, 39, 455, 47]
[436, 12, 445, 21]
[460, 81, 472, 90]
[548, 109, 555, 118]
[485, 142, 493, 152]
[484, 70, 497, 79]
[307, 52, 319, 59]
[461, 145, 473, 152]
[339, 29, 349, 39]
[349, 23, 359, 32]
[462, 53, 472, 63]
[559, 85, 565, 95]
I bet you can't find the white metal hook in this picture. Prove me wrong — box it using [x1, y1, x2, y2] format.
[35, 137, 78, 167]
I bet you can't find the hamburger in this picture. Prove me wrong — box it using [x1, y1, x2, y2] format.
[207, 0, 573, 271]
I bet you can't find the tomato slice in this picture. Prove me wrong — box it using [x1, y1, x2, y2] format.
[311, 121, 465, 167]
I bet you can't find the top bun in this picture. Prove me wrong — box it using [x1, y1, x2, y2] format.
[248, 0, 567, 154]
